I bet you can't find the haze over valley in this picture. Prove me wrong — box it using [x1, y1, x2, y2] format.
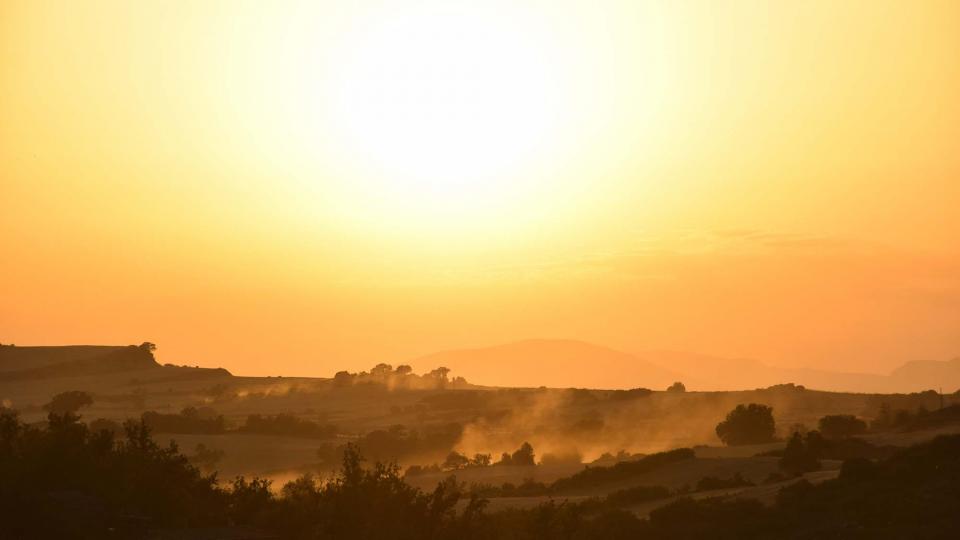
[3, 1, 959, 537]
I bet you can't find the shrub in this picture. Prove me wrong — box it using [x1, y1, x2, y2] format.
[778, 432, 821, 476]
[715, 404, 776, 446]
[43, 390, 94, 415]
[818, 415, 867, 439]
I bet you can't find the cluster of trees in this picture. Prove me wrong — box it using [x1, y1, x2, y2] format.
[330, 363, 468, 391]
[817, 414, 867, 439]
[441, 450, 491, 471]
[142, 406, 227, 435]
[238, 413, 337, 439]
[0, 408, 227, 537]
[714, 406, 876, 448]
[4, 406, 960, 538]
[495, 441, 536, 466]
[410, 441, 540, 476]
[0, 407, 479, 538]
[764, 428, 897, 462]
[872, 403, 960, 432]
[715, 400, 960, 451]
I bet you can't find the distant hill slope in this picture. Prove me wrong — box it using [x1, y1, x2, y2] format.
[409, 339, 682, 390]
[0, 345, 133, 372]
[635, 350, 890, 393]
[889, 357, 960, 392]
[0, 343, 161, 380]
[0, 343, 232, 383]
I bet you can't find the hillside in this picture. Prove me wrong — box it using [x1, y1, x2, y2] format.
[0, 345, 136, 372]
[0, 343, 231, 383]
[889, 357, 960, 391]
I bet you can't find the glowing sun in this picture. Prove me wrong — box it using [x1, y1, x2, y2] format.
[319, 7, 573, 217]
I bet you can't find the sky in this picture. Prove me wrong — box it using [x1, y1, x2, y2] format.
[2, 1, 959, 381]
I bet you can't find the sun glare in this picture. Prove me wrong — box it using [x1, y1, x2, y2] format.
[318, 8, 569, 219]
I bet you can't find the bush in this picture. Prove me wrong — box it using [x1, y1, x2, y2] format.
[496, 442, 535, 466]
[778, 432, 821, 476]
[141, 407, 226, 434]
[715, 404, 776, 446]
[818, 415, 867, 439]
[43, 390, 94, 415]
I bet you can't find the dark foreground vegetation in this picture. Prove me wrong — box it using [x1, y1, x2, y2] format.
[3, 406, 960, 539]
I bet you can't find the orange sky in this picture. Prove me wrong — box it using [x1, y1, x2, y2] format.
[2, 1, 959, 380]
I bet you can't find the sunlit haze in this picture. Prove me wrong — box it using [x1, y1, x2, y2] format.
[2, 0, 958, 382]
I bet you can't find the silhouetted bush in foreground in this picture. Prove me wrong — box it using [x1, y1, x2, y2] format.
[3, 406, 960, 538]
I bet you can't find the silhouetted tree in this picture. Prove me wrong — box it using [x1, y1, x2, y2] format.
[332, 370, 355, 388]
[715, 403, 776, 446]
[497, 442, 535, 466]
[872, 402, 893, 430]
[442, 451, 470, 471]
[667, 381, 686, 392]
[43, 390, 94, 415]
[428, 366, 451, 381]
[4, 403, 960, 538]
[779, 432, 821, 476]
[818, 414, 867, 439]
[371, 363, 394, 379]
[470, 453, 492, 467]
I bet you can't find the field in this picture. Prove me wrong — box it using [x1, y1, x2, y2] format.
[3, 344, 958, 502]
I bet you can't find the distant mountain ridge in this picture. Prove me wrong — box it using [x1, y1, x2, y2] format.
[410, 339, 682, 390]
[638, 350, 960, 393]
[411, 339, 960, 393]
